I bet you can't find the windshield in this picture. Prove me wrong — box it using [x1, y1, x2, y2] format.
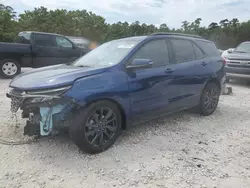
[72, 38, 142, 67]
[235, 42, 250, 53]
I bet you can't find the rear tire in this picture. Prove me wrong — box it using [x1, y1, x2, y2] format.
[0, 59, 21, 79]
[199, 82, 220, 116]
[69, 100, 122, 154]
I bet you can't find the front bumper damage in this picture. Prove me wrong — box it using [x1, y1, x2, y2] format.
[6, 88, 76, 137]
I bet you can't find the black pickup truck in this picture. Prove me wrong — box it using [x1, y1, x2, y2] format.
[0, 31, 90, 78]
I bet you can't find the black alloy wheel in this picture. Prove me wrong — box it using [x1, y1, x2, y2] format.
[200, 82, 220, 116]
[204, 88, 218, 111]
[85, 107, 117, 147]
[69, 101, 122, 154]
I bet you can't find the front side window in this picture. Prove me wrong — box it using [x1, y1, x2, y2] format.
[72, 38, 144, 67]
[35, 34, 55, 47]
[56, 36, 73, 48]
[67, 36, 90, 48]
[170, 39, 195, 63]
[130, 39, 169, 67]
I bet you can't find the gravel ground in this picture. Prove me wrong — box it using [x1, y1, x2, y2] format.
[0, 69, 250, 188]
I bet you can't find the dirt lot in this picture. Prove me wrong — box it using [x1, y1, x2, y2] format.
[0, 70, 250, 188]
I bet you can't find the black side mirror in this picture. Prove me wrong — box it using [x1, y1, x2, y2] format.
[127, 59, 153, 70]
[72, 44, 77, 49]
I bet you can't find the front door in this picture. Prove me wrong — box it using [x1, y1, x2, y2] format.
[126, 38, 174, 124]
[33, 33, 65, 67]
[54, 35, 82, 63]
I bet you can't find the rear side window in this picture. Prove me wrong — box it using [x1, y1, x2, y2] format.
[170, 39, 195, 63]
[196, 40, 220, 56]
[192, 43, 204, 59]
[35, 34, 56, 47]
[18, 32, 31, 44]
[131, 39, 169, 67]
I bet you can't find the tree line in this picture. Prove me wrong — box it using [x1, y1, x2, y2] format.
[1, 4, 250, 50]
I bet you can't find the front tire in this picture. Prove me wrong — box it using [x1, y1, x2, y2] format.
[199, 82, 220, 116]
[69, 100, 122, 154]
[0, 59, 21, 79]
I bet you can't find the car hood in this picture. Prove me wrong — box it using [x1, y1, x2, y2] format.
[224, 52, 250, 60]
[9, 64, 109, 90]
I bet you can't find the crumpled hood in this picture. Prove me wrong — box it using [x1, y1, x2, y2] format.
[224, 52, 250, 60]
[9, 64, 109, 90]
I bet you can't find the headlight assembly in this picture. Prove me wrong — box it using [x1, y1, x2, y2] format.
[26, 85, 71, 96]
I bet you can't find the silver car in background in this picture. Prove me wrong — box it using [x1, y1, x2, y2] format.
[223, 42, 250, 80]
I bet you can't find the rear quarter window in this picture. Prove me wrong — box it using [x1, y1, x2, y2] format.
[18, 32, 31, 44]
[192, 43, 204, 59]
[196, 40, 220, 56]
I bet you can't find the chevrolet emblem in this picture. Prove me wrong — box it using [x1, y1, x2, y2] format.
[240, 61, 248, 64]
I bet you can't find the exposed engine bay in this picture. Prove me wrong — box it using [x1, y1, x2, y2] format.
[6, 86, 77, 137]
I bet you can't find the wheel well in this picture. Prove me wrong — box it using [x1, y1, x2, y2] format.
[85, 98, 127, 130]
[1, 58, 20, 64]
[206, 78, 221, 92]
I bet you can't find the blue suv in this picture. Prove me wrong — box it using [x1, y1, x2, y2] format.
[7, 33, 226, 153]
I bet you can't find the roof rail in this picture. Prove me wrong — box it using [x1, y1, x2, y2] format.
[150, 32, 203, 39]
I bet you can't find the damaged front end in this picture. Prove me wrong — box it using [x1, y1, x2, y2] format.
[6, 86, 77, 137]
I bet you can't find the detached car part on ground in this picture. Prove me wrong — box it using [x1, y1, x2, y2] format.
[222, 42, 250, 81]
[6, 33, 226, 154]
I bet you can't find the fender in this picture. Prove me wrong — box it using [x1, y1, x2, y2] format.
[64, 67, 132, 125]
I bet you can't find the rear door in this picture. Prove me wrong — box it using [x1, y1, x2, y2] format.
[33, 33, 64, 67]
[166, 37, 211, 109]
[127, 38, 174, 124]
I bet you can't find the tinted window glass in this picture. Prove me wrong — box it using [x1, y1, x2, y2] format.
[196, 40, 220, 56]
[35, 34, 55, 47]
[170, 39, 195, 63]
[56, 36, 73, 48]
[131, 39, 169, 67]
[193, 43, 204, 59]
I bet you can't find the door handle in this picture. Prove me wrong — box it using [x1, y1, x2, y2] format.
[165, 68, 175, 73]
[201, 62, 208, 66]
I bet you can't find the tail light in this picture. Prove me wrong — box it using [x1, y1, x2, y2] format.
[222, 58, 227, 65]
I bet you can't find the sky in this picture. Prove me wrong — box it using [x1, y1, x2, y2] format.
[1, 0, 250, 28]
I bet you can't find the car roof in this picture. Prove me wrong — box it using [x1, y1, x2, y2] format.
[148, 32, 213, 42]
[113, 36, 147, 41]
[19, 31, 64, 37]
[118, 33, 211, 43]
[150, 32, 203, 39]
[67, 36, 88, 39]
